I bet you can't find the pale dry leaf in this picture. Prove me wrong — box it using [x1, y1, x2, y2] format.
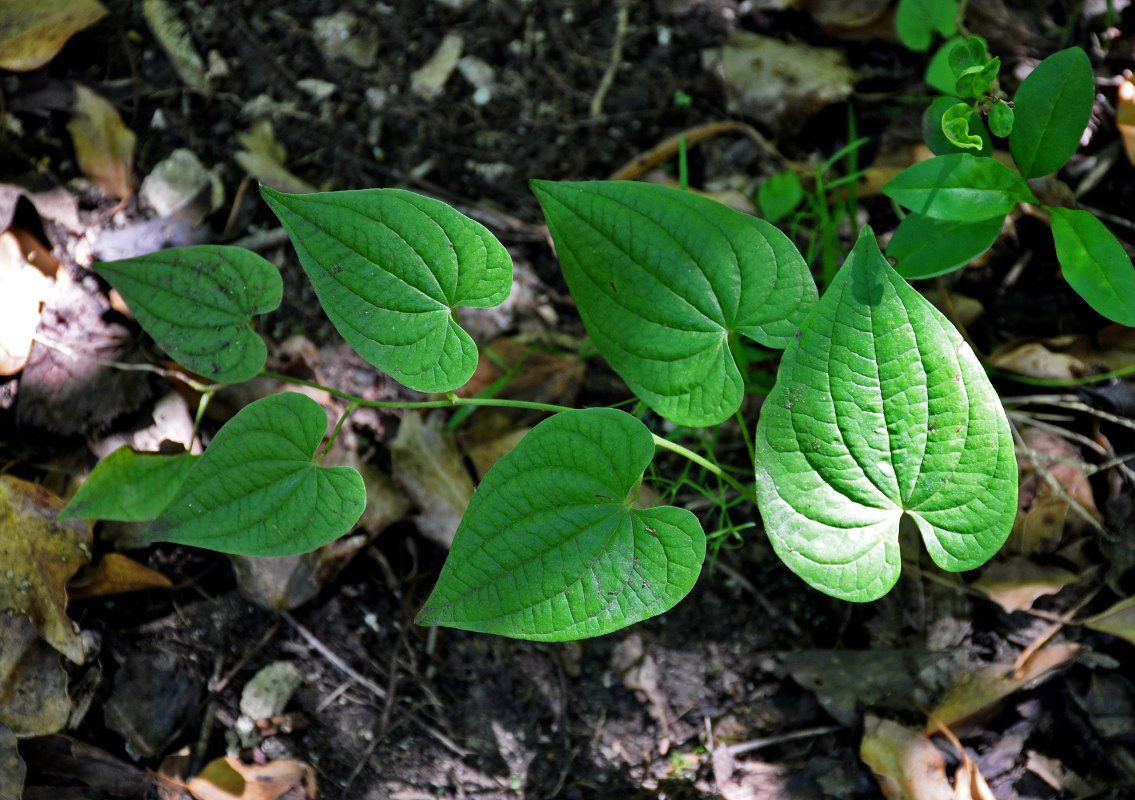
[0, 723, 25, 798]
[142, 0, 208, 94]
[0, 614, 72, 737]
[391, 412, 474, 549]
[972, 557, 1081, 613]
[860, 716, 953, 800]
[1118, 76, 1135, 167]
[234, 120, 316, 195]
[67, 552, 173, 600]
[0, 0, 107, 71]
[987, 341, 1086, 381]
[66, 84, 136, 201]
[410, 33, 463, 101]
[188, 756, 316, 800]
[1081, 596, 1135, 645]
[0, 231, 53, 376]
[0, 475, 92, 663]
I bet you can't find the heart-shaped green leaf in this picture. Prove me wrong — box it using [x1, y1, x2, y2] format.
[883, 154, 1034, 221]
[531, 180, 817, 427]
[1050, 207, 1135, 326]
[96, 245, 282, 383]
[755, 228, 1017, 602]
[1009, 47, 1094, 179]
[417, 408, 706, 640]
[58, 448, 198, 522]
[145, 392, 366, 556]
[261, 186, 513, 393]
[887, 213, 1002, 279]
[894, 0, 957, 52]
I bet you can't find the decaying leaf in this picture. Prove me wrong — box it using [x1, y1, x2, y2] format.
[0, 724, 25, 798]
[1082, 596, 1135, 645]
[1011, 427, 1101, 552]
[410, 33, 463, 101]
[0, 614, 72, 737]
[0, 230, 53, 376]
[142, 0, 208, 94]
[0, 475, 92, 663]
[391, 412, 474, 550]
[0, 0, 107, 71]
[67, 552, 173, 600]
[234, 120, 317, 195]
[973, 557, 1081, 613]
[987, 341, 1087, 381]
[1118, 75, 1135, 167]
[860, 716, 952, 800]
[66, 84, 136, 201]
[926, 643, 1079, 733]
[187, 756, 316, 800]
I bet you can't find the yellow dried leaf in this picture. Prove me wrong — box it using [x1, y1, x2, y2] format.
[234, 120, 316, 195]
[860, 716, 952, 800]
[0, 614, 71, 737]
[142, 0, 208, 94]
[67, 552, 173, 600]
[1118, 76, 1135, 167]
[0, 0, 107, 72]
[188, 756, 316, 800]
[0, 476, 92, 664]
[972, 557, 1080, 613]
[66, 85, 136, 201]
[1082, 596, 1135, 645]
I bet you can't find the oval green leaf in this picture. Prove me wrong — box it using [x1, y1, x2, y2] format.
[145, 392, 366, 556]
[755, 227, 1017, 602]
[1009, 47, 1094, 179]
[58, 448, 198, 522]
[261, 185, 513, 393]
[1050, 207, 1135, 326]
[883, 153, 1034, 221]
[416, 408, 706, 640]
[531, 180, 817, 428]
[887, 213, 1002, 279]
[96, 245, 282, 383]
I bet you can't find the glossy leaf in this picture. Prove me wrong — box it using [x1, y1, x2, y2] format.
[923, 97, 991, 157]
[96, 245, 282, 383]
[987, 101, 1014, 137]
[417, 408, 706, 640]
[755, 228, 1017, 602]
[145, 392, 366, 556]
[261, 185, 513, 393]
[1050, 207, 1135, 326]
[531, 180, 817, 427]
[1009, 47, 1094, 179]
[58, 448, 198, 522]
[887, 213, 1002, 279]
[883, 154, 1034, 221]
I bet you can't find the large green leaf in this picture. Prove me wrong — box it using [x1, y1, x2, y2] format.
[1050, 207, 1135, 326]
[145, 392, 366, 556]
[417, 408, 706, 640]
[755, 228, 1016, 602]
[887, 213, 1002, 279]
[883, 154, 1034, 221]
[96, 245, 282, 383]
[261, 186, 513, 393]
[58, 448, 198, 522]
[531, 180, 817, 427]
[1009, 47, 1094, 179]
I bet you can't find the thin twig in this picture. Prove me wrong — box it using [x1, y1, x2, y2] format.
[589, 0, 631, 119]
[726, 725, 840, 757]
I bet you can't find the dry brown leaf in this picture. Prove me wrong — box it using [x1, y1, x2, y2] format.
[66, 84, 137, 201]
[142, 0, 208, 94]
[0, 724, 25, 797]
[0, 230, 53, 375]
[986, 341, 1087, 381]
[1011, 427, 1101, 552]
[234, 120, 316, 195]
[860, 716, 953, 800]
[0, 0, 107, 71]
[1118, 75, 1135, 167]
[391, 412, 474, 550]
[463, 426, 530, 480]
[187, 756, 316, 800]
[925, 643, 1079, 733]
[0, 614, 72, 737]
[972, 557, 1081, 613]
[0, 475, 92, 663]
[67, 552, 173, 600]
[1081, 596, 1135, 645]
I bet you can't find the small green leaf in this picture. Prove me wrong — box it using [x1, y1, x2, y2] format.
[758, 171, 804, 223]
[417, 408, 705, 640]
[886, 213, 1002, 279]
[948, 37, 988, 77]
[531, 180, 817, 427]
[926, 36, 986, 95]
[1050, 207, 1135, 326]
[895, 0, 957, 52]
[941, 103, 983, 150]
[883, 154, 1034, 221]
[987, 101, 1014, 137]
[1009, 48, 1094, 179]
[923, 97, 991, 156]
[955, 58, 999, 99]
[145, 392, 366, 556]
[58, 448, 198, 522]
[96, 245, 282, 383]
[755, 227, 1016, 602]
[261, 186, 513, 393]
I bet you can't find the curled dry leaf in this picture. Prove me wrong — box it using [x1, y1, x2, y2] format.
[972, 556, 1081, 613]
[187, 756, 316, 800]
[142, 0, 208, 94]
[0, 614, 72, 737]
[0, 0, 107, 71]
[391, 412, 474, 550]
[66, 84, 136, 201]
[860, 716, 953, 800]
[67, 552, 173, 600]
[0, 475, 92, 663]
[235, 120, 317, 195]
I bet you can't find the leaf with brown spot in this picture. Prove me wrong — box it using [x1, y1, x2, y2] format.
[0, 475, 92, 663]
[66, 84, 136, 201]
[0, 0, 107, 72]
